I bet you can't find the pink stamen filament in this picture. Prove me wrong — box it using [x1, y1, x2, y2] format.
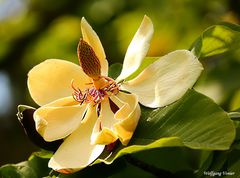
[71, 77, 120, 105]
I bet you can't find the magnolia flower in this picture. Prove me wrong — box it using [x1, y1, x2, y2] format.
[27, 15, 203, 173]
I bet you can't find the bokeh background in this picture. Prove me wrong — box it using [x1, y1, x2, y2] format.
[0, 0, 240, 166]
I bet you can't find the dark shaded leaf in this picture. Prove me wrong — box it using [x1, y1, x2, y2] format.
[0, 154, 50, 178]
[17, 105, 63, 151]
[108, 63, 122, 79]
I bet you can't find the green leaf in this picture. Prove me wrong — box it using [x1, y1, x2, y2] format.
[233, 121, 240, 141]
[30, 150, 53, 159]
[0, 162, 37, 178]
[58, 159, 126, 178]
[108, 63, 122, 79]
[223, 149, 240, 178]
[125, 57, 159, 81]
[95, 89, 235, 164]
[108, 161, 158, 178]
[130, 147, 212, 174]
[194, 151, 214, 178]
[230, 90, 240, 111]
[27, 155, 52, 177]
[191, 23, 240, 58]
[0, 154, 50, 178]
[206, 151, 230, 173]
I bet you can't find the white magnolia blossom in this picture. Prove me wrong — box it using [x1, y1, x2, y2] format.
[27, 15, 203, 173]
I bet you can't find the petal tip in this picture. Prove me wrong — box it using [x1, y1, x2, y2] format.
[142, 15, 154, 32]
[81, 17, 87, 25]
[117, 15, 154, 81]
[48, 158, 79, 174]
[143, 15, 153, 25]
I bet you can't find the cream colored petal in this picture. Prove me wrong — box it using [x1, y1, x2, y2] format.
[121, 50, 203, 108]
[28, 59, 91, 106]
[81, 17, 108, 76]
[110, 92, 141, 145]
[91, 99, 118, 145]
[116, 15, 154, 81]
[48, 104, 105, 173]
[34, 96, 88, 142]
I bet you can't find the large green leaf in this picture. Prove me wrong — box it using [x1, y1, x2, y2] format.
[95, 89, 235, 164]
[130, 147, 212, 174]
[58, 159, 127, 178]
[0, 154, 50, 178]
[191, 22, 240, 58]
[0, 162, 37, 178]
[108, 161, 157, 178]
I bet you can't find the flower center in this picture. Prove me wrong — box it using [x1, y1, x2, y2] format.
[72, 76, 119, 105]
[74, 39, 120, 104]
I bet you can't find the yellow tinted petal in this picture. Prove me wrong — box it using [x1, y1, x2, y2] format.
[48, 104, 105, 173]
[81, 17, 108, 76]
[28, 59, 91, 106]
[91, 99, 118, 145]
[110, 92, 141, 145]
[117, 15, 154, 81]
[121, 50, 203, 108]
[34, 96, 88, 142]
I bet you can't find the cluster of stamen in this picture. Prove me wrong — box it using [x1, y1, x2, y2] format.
[72, 76, 120, 105]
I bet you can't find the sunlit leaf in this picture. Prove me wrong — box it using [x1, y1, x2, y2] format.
[191, 23, 240, 58]
[230, 90, 240, 111]
[30, 150, 53, 159]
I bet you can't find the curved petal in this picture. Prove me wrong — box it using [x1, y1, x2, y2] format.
[81, 17, 108, 76]
[48, 104, 105, 173]
[28, 59, 91, 106]
[110, 92, 141, 145]
[121, 50, 203, 108]
[91, 99, 118, 145]
[34, 96, 88, 142]
[116, 15, 154, 81]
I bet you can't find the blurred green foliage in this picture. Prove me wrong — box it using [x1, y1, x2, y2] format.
[0, 0, 240, 170]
